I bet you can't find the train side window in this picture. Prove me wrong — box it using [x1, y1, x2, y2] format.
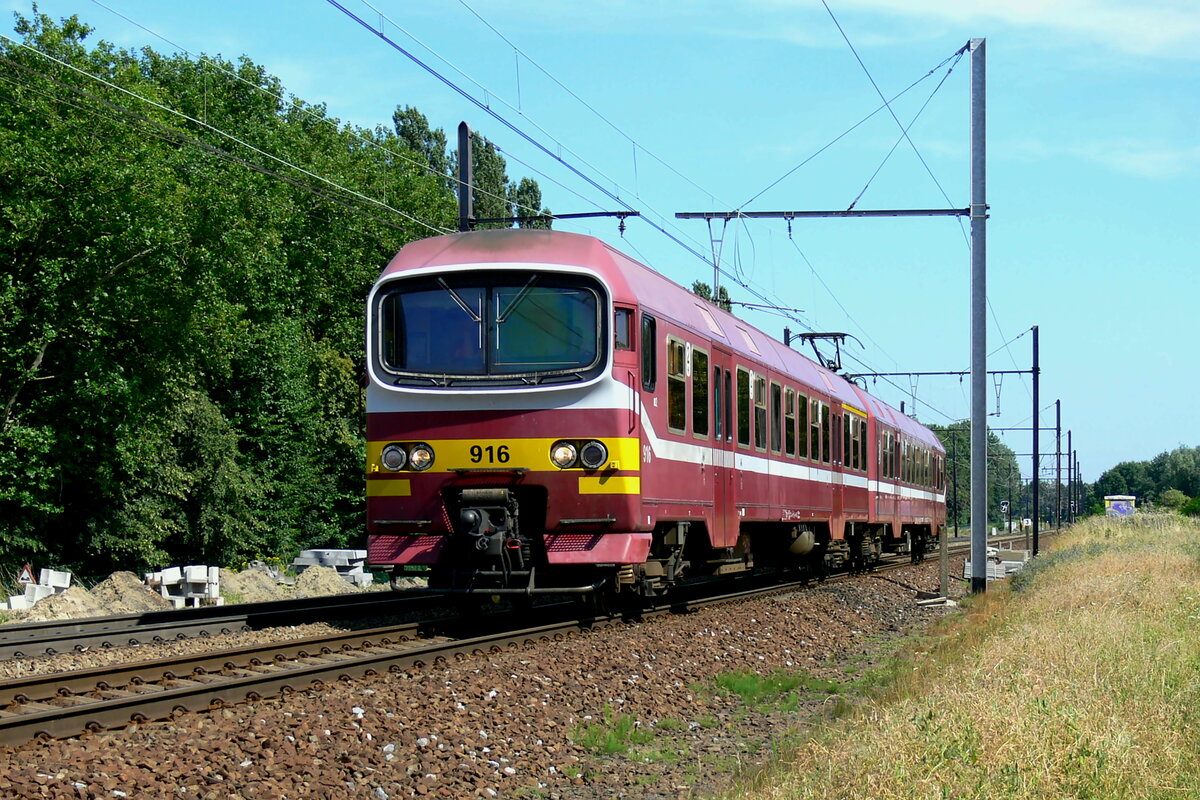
[692, 348, 709, 437]
[798, 394, 809, 459]
[770, 382, 782, 454]
[614, 308, 633, 351]
[820, 403, 831, 465]
[736, 368, 751, 447]
[882, 431, 891, 479]
[640, 314, 657, 391]
[843, 415, 852, 469]
[666, 338, 687, 433]
[810, 398, 820, 462]
[784, 388, 796, 457]
[858, 419, 867, 472]
[713, 366, 723, 441]
[753, 374, 767, 450]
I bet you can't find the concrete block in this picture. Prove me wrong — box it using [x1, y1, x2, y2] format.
[160, 566, 183, 584]
[8, 595, 30, 610]
[39, 568, 72, 589]
[25, 583, 54, 603]
[208, 566, 220, 583]
[183, 565, 209, 582]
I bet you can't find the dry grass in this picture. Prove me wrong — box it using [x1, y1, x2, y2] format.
[727, 513, 1200, 800]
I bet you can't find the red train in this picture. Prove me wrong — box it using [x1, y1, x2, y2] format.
[365, 229, 946, 595]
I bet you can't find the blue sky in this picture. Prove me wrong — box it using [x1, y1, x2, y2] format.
[8, 0, 1199, 485]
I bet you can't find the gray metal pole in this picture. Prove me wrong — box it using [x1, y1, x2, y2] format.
[1056, 400, 1062, 531]
[1031, 325, 1040, 556]
[457, 121, 473, 232]
[969, 38, 988, 594]
[1067, 430, 1074, 524]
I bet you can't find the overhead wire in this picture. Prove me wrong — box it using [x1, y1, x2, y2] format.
[0, 36, 452, 236]
[85, 0, 536, 219]
[452, 0, 726, 208]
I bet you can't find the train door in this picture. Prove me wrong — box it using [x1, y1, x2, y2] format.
[710, 347, 737, 548]
[830, 410, 844, 524]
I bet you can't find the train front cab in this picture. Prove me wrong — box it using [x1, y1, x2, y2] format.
[364, 238, 652, 595]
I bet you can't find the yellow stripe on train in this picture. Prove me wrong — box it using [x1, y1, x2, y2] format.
[578, 476, 641, 495]
[366, 437, 641, 474]
[366, 479, 411, 496]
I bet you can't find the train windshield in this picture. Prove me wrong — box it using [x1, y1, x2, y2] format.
[374, 270, 606, 387]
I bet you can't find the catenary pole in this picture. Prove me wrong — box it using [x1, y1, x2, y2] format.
[457, 121, 473, 232]
[1056, 400, 1062, 531]
[1067, 430, 1074, 524]
[1031, 325, 1040, 556]
[969, 38, 988, 594]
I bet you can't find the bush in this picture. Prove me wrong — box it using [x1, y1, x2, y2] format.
[1180, 496, 1200, 517]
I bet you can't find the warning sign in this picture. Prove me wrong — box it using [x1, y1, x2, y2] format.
[16, 563, 35, 585]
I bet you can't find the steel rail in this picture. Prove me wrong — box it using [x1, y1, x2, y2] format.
[0, 590, 446, 660]
[0, 532, 1047, 745]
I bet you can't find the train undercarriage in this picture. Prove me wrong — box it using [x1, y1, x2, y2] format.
[390, 485, 938, 599]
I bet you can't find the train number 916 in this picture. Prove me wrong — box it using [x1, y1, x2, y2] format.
[469, 444, 511, 464]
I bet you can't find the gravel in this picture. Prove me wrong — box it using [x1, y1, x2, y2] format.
[0, 560, 965, 799]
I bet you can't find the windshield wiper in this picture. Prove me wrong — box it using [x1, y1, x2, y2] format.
[437, 277, 482, 322]
[495, 275, 538, 323]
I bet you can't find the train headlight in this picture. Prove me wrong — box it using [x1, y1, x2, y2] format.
[550, 441, 577, 469]
[579, 440, 608, 470]
[408, 443, 435, 471]
[380, 443, 408, 471]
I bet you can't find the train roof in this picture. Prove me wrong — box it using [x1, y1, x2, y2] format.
[382, 230, 943, 452]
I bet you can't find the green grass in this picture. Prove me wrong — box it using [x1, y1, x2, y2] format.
[721, 513, 1200, 800]
[571, 704, 655, 755]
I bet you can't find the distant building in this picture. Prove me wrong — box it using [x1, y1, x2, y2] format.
[1104, 495, 1136, 517]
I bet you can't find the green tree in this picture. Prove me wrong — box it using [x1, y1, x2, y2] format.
[1158, 488, 1189, 510]
[691, 280, 733, 313]
[0, 8, 456, 575]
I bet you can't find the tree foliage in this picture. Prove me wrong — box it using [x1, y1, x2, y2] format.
[1093, 445, 1200, 511]
[0, 9, 545, 576]
[933, 421, 1025, 527]
[691, 280, 732, 313]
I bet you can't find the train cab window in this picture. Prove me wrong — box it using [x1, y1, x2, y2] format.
[770, 382, 783, 453]
[820, 403, 831, 465]
[736, 368, 751, 447]
[713, 366, 723, 441]
[692, 348, 709, 437]
[614, 308, 633, 351]
[784, 388, 796, 457]
[753, 375, 767, 450]
[640, 314, 656, 391]
[667, 338, 687, 433]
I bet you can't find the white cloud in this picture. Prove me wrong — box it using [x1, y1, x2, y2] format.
[775, 0, 1200, 58]
[1068, 139, 1200, 178]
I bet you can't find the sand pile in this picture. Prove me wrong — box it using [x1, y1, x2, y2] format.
[89, 571, 174, 614]
[21, 585, 106, 622]
[219, 567, 290, 604]
[293, 565, 357, 598]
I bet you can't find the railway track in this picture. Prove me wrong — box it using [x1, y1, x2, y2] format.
[0, 549, 990, 747]
[0, 590, 446, 661]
